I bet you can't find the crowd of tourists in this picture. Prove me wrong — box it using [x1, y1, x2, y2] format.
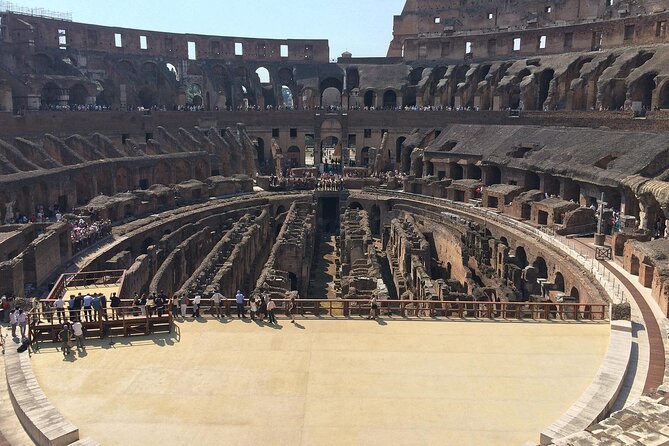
[68, 217, 112, 253]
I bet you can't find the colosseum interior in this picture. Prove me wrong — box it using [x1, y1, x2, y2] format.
[1, 0, 669, 445]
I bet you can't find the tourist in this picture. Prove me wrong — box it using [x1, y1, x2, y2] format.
[258, 294, 267, 320]
[110, 292, 121, 319]
[1, 296, 9, 323]
[368, 296, 379, 319]
[99, 293, 108, 321]
[139, 293, 147, 317]
[74, 293, 83, 321]
[192, 294, 201, 318]
[58, 323, 73, 356]
[171, 294, 180, 317]
[146, 293, 156, 317]
[68, 295, 76, 320]
[132, 293, 141, 317]
[235, 290, 245, 319]
[266, 297, 277, 324]
[9, 308, 17, 338]
[249, 295, 258, 320]
[71, 319, 85, 350]
[211, 289, 223, 318]
[180, 294, 188, 318]
[17, 308, 27, 339]
[91, 294, 100, 321]
[54, 295, 66, 323]
[82, 292, 93, 322]
[287, 294, 296, 323]
[155, 292, 165, 317]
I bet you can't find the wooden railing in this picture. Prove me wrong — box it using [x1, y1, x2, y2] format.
[47, 269, 126, 301]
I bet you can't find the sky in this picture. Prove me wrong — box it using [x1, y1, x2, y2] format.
[3, 0, 407, 59]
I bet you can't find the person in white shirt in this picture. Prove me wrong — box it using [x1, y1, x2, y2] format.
[192, 295, 201, 318]
[53, 296, 66, 323]
[9, 309, 17, 338]
[16, 309, 27, 339]
[211, 290, 223, 318]
[72, 320, 85, 350]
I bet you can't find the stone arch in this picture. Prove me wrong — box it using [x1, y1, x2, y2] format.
[41, 82, 63, 108]
[659, 80, 669, 108]
[532, 256, 548, 279]
[276, 205, 286, 216]
[348, 201, 364, 210]
[68, 83, 89, 106]
[141, 237, 155, 254]
[153, 162, 172, 185]
[33, 53, 54, 74]
[187, 64, 203, 76]
[569, 286, 580, 302]
[138, 86, 157, 108]
[165, 63, 179, 81]
[119, 60, 136, 75]
[255, 66, 271, 84]
[346, 67, 360, 90]
[141, 61, 158, 80]
[370, 204, 381, 236]
[287, 146, 301, 168]
[630, 72, 657, 109]
[409, 67, 425, 86]
[96, 79, 115, 107]
[364, 90, 376, 108]
[96, 169, 114, 196]
[115, 167, 133, 192]
[361, 147, 370, 167]
[194, 159, 208, 179]
[320, 77, 343, 107]
[174, 160, 191, 183]
[554, 272, 565, 292]
[538, 69, 555, 109]
[514, 246, 528, 268]
[630, 254, 640, 275]
[396, 137, 406, 164]
[526, 171, 540, 190]
[75, 173, 94, 205]
[383, 90, 397, 109]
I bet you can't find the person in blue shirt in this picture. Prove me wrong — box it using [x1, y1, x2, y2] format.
[91, 294, 101, 321]
[235, 290, 245, 319]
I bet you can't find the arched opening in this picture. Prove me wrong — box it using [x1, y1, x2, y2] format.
[33, 53, 53, 74]
[75, 174, 93, 205]
[141, 237, 155, 254]
[660, 82, 669, 108]
[255, 67, 270, 84]
[409, 67, 425, 85]
[346, 67, 360, 90]
[469, 165, 482, 180]
[485, 166, 502, 185]
[138, 86, 156, 108]
[509, 87, 521, 109]
[569, 286, 580, 302]
[630, 254, 640, 275]
[554, 272, 565, 292]
[631, 72, 657, 109]
[96, 79, 115, 107]
[115, 167, 132, 192]
[449, 163, 463, 180]
[153, 162, 171, 185]
[287, 146, 301, 168]
[361, 147, 370, 167]
[276, 205, 286, 216]
[281, 85, 294, 108]
[364, 90, 376, 108]
[254, 137, 265, 166]
[526, 172, 540, 190]
[395, 137, 406, 164]
[537, 69, 554, 109]
[174, 160, 191, 183]
[370, 204, 381, 236]
[41, 82, 63, 108]
[140, 62, 157, 81]
[348, 202, 363, 210]
[186, 83, 203, 107]
[68, 84, 88, 106]
[321, 136, 339, 165]
[320, 77, 343, 108]
[604, 80, 627, 110]
[532, 256, 548, 279]
[288, 272, 298, 291]
[514, 246, 528, 269]
[165, 63, 179, 81]
[383, 90, 397, 109]
[119, 60, 136, 75]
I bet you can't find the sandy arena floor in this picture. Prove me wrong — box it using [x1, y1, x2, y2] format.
[31, 318, 610, 446]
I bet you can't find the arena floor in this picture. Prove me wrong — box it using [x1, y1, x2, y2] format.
[31, 318, 610, 446]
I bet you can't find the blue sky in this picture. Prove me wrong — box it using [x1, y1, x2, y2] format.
[4, 0, 407, 58]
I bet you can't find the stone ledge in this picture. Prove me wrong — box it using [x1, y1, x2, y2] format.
[4, 342, 79, 446]
[539, 320, 633, 445]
